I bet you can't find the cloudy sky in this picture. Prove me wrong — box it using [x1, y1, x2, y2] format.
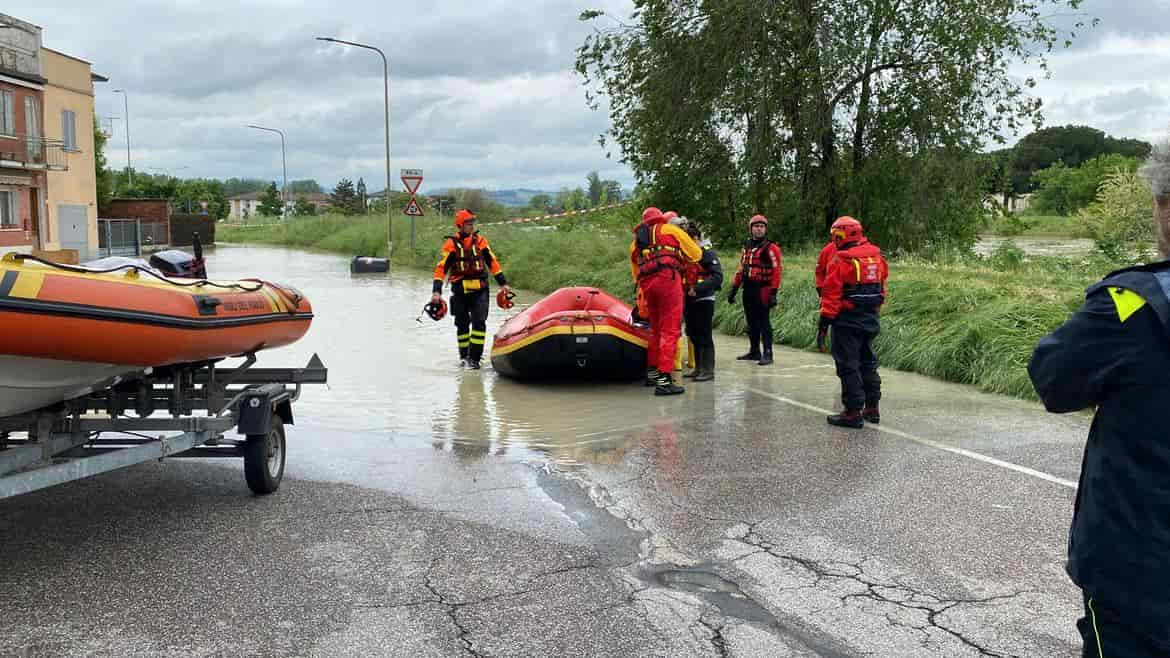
[9, 0, 1170, 193]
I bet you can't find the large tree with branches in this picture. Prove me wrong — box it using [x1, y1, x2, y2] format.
[577, 0, 1093, 250]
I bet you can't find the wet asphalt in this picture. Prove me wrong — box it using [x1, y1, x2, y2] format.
[0, 246, 1088, 656]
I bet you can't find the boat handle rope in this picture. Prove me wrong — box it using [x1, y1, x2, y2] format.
[6, 253, 266, 293]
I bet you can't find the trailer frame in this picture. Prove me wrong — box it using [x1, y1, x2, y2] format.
[0, 353, 327, 500]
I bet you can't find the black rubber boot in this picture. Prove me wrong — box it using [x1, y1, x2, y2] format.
[654, 373, 685, 396]
[862, 406, 880, 424]
[827, 410, 865, 429]
[645, 368, 660, 387]
[736, 351, 760, 361]
[467, 359, 482, 370]
[694, 347, 715, 382]
[757, 349, 774, 366]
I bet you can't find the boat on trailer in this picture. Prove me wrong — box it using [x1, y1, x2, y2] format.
[0, 252, 312, 418]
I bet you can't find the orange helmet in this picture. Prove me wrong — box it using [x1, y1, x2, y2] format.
[748, 214, 768, 228]
[454, 209, 477, 229]
[642, 207, 664, 223]
[830, 216, 864, 246]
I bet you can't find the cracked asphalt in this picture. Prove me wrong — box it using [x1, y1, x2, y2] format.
[0, 247, 1088, 656]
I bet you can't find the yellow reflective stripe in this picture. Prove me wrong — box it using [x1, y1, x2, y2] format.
[469, 337, 486, 345]
[1088, 598, 1104, 658]
[1107, 287, 1146, 323]
[853, 259, 861, 281]
[8, 271, 44, 298]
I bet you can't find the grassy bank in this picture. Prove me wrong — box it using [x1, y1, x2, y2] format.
[219, 210, 1112, 400]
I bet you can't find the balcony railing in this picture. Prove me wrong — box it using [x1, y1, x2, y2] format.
[0, 138, 68, 171]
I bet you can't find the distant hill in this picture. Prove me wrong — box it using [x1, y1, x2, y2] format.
[484, 189, 548, 207]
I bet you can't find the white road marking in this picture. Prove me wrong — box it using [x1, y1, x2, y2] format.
[745, 387, 1079, 490]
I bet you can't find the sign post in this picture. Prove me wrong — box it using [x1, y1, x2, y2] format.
[401, 169, 424, 254]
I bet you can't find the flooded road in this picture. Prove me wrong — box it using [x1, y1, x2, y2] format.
[1, 244, 1091, 656]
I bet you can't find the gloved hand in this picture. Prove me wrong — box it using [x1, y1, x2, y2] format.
[727, 286, 739, 305]
[766, 287, 779, 308]
[816, 316, 831, 353]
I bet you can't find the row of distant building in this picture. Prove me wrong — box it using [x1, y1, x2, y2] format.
[0, 13, 106, 260]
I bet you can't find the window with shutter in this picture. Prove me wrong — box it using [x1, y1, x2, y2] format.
[62, 110, 78, 150]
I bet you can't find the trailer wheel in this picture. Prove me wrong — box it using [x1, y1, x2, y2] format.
[244, 413, 285, 495]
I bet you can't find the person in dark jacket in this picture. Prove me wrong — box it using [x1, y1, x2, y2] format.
[1029, 259, 1170, 657]
[818, 216, 888, 429]
[677, 217, 723, 382]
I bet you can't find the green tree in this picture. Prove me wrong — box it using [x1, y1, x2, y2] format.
[557, 187, 588, 211]
[586, 171, 604, 206]
[577, 0, 1095, 251]
[529, 193, 553, 213]
[1032, 154, 1143, 215]
[293, 194, 317, 216]
[222, 178, 269, 197]
[330, 178, 361, 215]
[1079, 170, 1153, 262]
[258, 182, 284, 216]
[94, 114, 113, 207]
[287, 179, 322, 194]
[1007, 126, 1152, 195]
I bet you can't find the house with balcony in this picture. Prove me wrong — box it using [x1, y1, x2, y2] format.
[0, 14, 64, 252]
[42, 46, 106, 261]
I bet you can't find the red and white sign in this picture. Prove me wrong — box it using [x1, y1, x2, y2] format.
[404, 197, 425, 217]
[400, 168, 423, 195]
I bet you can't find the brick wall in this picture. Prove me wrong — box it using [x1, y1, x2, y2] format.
[100, 199, 170, 223]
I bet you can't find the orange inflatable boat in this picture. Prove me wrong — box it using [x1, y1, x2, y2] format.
[490, 286, 649, 381]
[0, 253, 313, 417]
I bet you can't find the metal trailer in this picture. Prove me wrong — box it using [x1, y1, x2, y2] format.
[0, 353, 327, 500]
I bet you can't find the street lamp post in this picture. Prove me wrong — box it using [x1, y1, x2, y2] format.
[316, 36, 392, 261]
[112, 89, 132, 187]
[247, 125, 288, 220]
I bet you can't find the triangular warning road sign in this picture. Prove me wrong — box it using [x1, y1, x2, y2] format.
[404, 197, 425, 217]
[401, 176, 423, 195]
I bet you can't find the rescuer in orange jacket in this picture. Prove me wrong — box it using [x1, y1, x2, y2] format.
[727, 214, 783, 365]
[815, 240, 837, 297]
[629, 206, 703, 395]
[432, 209, 511, 369]
[818, 216, 888, 428]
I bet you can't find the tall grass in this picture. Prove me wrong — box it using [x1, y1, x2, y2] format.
[219, 210, 1114, 400]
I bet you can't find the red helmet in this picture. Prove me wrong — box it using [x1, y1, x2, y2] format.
[662, 210, 678, 223]
[496, 288, 516, 310]
[830, 216, 864, 246]
[748, 214, 768, 228]
[424, 298, 448, 321]
[454, 209, 477, 229]
[642, 207, 664, 223]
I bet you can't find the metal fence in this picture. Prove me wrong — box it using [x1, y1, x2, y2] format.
[97, 218, 141, 257]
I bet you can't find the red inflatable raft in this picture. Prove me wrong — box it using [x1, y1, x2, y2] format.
[490, 287, 649, 381]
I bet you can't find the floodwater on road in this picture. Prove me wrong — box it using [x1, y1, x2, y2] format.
[209, 243, 707, 469]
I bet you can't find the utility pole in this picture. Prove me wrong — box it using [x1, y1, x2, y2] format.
[247, 125, 288, 220]
[316, 36, 392, 262]
[113, 89, 132, 187]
